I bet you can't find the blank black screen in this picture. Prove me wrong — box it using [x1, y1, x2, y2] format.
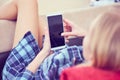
[48, 15, 65, 48]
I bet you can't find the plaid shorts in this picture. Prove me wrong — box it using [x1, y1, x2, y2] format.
[3, 31, 84, 80]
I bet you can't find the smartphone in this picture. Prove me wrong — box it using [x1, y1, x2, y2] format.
[47, 14, 66, 50]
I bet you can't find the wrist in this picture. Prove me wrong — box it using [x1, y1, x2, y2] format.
[26, 49, 49, 73]
[39, 49, 50, 57]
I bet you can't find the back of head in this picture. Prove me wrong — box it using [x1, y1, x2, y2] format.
[90, 10, 120, 71]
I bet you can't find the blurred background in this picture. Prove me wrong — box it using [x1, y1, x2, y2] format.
[0, 0, 90, 15]
[38, 0, 90, 15]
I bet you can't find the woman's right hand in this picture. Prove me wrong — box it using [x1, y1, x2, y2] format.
[61, 19, 86, 42]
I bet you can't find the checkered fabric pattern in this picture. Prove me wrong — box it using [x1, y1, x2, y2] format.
[2, 31, 84, 80]
[2, 31, 40, 80]
[38, 46, 84, 80]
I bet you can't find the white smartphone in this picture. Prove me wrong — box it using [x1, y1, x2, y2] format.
[47, 14, 66, 50]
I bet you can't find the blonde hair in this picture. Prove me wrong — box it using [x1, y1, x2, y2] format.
[90, 11, 120, 71]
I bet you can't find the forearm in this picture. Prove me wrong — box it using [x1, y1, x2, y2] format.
[26, 50, 49, 73]
[26, 27, 50, 73]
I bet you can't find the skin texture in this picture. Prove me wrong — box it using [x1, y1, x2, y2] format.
[0, 0, 51, 73]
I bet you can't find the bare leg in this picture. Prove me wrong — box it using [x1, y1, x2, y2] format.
[0, 0, 17, 20]
[0, 0, 43, 48]
[13, 0, 39, 47]
[0, 19, 44, 52]
[12, 0, 49, 73]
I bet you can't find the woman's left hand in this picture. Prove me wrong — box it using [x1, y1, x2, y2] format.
[41, 27, 51, 56]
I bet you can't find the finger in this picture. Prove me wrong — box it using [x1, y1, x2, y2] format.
[44, 28, 49, 41]
[61, 32, 77, 37]
[63, 21, 67, 27]
[63, 19, 74, 27]
[65, 39, 69, 43]
[63, 19, 70, 26]
[43, 28, 50, 47]
[63, 22, 71, 32]
[64, 27, 70, 32]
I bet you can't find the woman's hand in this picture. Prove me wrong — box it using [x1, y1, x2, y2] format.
[26, 27, 51, 73]
[61, 19, 86, 42]
[41, 27, 51, 56]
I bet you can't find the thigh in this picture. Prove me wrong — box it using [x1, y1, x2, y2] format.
[13, 0, 39, 47]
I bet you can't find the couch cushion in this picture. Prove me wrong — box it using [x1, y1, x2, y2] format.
[0, 51, 10, 80]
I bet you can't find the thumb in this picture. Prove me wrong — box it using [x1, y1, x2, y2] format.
[61, 32, 77, 37]
[43, 28, 50, 46]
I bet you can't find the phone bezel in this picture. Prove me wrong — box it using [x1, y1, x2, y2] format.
[47, 13, 66, 50]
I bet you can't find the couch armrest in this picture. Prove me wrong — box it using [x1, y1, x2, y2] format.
[0, 20, 16, 53]
[0, 51, 10, 80]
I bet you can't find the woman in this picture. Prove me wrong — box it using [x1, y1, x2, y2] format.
[2, 0, 84, 80]
[1, 0, 120, 80]
[60, 10, 120, 80]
